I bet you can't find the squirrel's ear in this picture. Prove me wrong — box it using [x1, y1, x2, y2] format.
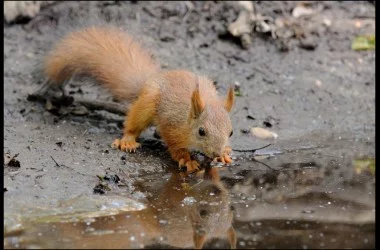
[225, 86, 234, 112]
[191, 85, 205, 118]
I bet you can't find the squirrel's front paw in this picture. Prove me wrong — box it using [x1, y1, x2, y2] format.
[214, 146, 232, 164]
[179, 158, 200, 174]
[214, 153, 232, 164]
[112, 138, 140, 153]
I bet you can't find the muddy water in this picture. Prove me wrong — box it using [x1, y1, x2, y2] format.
[4, 145, 375, 249]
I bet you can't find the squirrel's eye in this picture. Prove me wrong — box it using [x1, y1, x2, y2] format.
[199, 127, 206, 136]
[230, 131, 233, 137]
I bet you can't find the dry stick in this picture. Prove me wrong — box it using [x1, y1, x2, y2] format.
[252, 157, 296, 172]
[76, 98, 127, 116]
[233, 143, 272, 153]
[50, 156, 60, 168]
[28, 75, 128, 116]
[28, 91, 128, 116]
[252, 157, 277, 171]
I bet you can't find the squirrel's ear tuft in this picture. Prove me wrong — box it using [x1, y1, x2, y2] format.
[225, 86, 234, 112]
[191, 84, 205, 119]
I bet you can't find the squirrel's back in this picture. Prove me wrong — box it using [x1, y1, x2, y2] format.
[44, 26, 160, 101]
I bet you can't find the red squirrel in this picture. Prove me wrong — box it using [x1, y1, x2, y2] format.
[43, 26, 235, 173]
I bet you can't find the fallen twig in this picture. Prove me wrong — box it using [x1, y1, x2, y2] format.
[50, 156, 60, 168]
[252, 157, 277, 171]
[27, 91, 128, 116]
[76, 98, 127, 116]
[233, 143, 272, 153]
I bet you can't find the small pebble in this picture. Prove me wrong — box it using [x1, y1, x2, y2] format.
[323, 18, 332, 27]
[315, 79, 323, 87]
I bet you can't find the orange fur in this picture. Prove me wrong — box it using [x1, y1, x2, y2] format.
[225, 87, 235, 112]
[227, 227, 237, 249]
[44, 26, 160, 101]
[194, 234, 207, 249]
[43, 26, 235, 173]
[191, 85, 205, 119]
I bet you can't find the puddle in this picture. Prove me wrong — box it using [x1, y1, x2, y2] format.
[4, 149, 375, 249]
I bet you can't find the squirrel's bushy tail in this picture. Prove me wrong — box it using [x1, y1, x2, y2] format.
[44, 26, 160, 101]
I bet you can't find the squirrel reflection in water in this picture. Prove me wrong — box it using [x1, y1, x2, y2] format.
[148, 166, 236, 249]
[27, 167, 236, 249]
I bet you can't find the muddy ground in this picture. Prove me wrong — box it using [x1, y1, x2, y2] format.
[4, 1, 375, 249]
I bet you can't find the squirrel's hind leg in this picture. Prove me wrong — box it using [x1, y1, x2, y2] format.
[112, 88, 157, 153]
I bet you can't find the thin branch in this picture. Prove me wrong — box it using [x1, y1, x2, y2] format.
[252, 157, 277, 171]
[27, 91, 128, 116]
[76, 98, 127, 116]
[233, 143, 272, 153]
[50, 156, 60, 168]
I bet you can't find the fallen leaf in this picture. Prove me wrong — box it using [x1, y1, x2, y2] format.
[4, 1, 54, 23]
[254, 14, 274, 34]
[181, 183, 191, 191]
[275, 17, 285, 28]
[71, 105, 89, 116]
[353, 157, 375, 175]
[93, 183, 111, 195]
[234, 81, 242, 96]
[4, 153, 20, 168]
[352, 35, 375, 51]
[238, 1, 254, 13]
[4, 1, 41, 23]
[228, 10, 253, 37]
[292, 5, 314, 18]
[234, 90, 242, 96]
